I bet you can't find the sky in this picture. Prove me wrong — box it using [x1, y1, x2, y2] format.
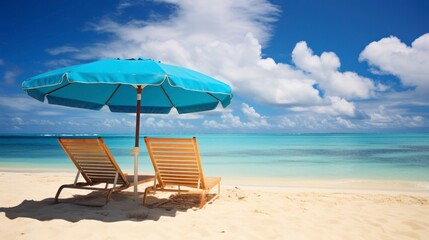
[0, 0, 428, 134]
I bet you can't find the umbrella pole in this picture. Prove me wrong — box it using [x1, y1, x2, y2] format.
[134, 85, 143, 200]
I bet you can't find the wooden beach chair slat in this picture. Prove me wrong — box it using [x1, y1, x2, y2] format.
[150, 147, 196, 152]
[143, 137, 221, 209]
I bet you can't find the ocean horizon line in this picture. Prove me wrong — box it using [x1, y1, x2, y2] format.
[1, 132, 429, 137]
[1, 133, 428, 181]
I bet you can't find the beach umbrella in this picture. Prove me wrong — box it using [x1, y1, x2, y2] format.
[22, 57, 233, 197]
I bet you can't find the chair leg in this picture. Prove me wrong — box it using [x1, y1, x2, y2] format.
[143, 186, 153, 206]
[54, 184, 68, 204]
[199, 190, 207, 209]
[206, 183, 221, 206]
[104, 189, 115, 205]
[218, 182, 220, 195]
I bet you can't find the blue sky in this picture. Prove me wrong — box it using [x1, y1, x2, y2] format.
[1, 0, 428, 134]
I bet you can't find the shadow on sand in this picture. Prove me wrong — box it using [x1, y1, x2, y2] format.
[0, 191, 213, 223]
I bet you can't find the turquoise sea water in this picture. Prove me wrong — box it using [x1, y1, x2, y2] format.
[0, 133, 428, 181]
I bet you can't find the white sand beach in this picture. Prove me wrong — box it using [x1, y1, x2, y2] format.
[1, 171, 428, 240]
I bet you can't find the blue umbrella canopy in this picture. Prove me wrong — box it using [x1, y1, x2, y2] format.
[22, 58, 232, 114]
[22, 58, 233, 197]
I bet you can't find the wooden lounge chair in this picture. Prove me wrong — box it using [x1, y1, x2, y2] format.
[143, 137, 221, 209]
[55, 137, 154, 206]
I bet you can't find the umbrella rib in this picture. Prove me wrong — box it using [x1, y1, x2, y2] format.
[45, 83, 72, 96]
[206, 92, 221, 103]
[160, 85, 176, 108]
[104, 84, 122, 106]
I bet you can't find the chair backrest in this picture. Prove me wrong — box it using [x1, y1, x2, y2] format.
[144, 137, 206, 189]
[58, 137, 128, 186]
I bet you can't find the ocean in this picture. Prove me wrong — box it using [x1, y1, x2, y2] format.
[0, 133, 428, 181]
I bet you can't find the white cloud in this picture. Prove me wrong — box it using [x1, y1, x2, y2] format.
[221, 113, 243, 128]
[177, 120, 194, 129]
[141, 116, 195, 129]
[365, 105, 426, 128]
[299, 116, 336, 130]
[46, 46, 80, 55]
[32, 0, 426, 132]
[0, 59, 4, 65]
[144, 117, 174, 128]
[44, 59, 77, 69]
[102, 118, 135, 128]
[147, 108, 205, 120]
[67, 121, 88, 127]
[292, 41, 379, 99]
[37, 111, 64, 116]
[241, 102, 262, 119]
[277, 115, 336, 130]
[335, 117, 356, 129]
[202, 119, 228, 129]
[290, 96, 357, 117]
[12, 117, 24, 125]
[2, 69, 20, 85]
[276, 114, 358, 130]
[11, 117, 58, 127]
[58, 0, 387, 122]
[117, 0, 133, 10]
[202, 103, 270, 129]
[0, 95, 83, 114]
[0, 96, 45, 111]
[314, 97, 357, 117]
[240, 103, 270, 127]
[278, 117, 296, 128]
[141, 114, 197, 129]
[65, 0, 326, 108]
[360, 33, 429, 92]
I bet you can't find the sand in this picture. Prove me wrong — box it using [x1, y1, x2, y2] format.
[1, 171, 428, 240]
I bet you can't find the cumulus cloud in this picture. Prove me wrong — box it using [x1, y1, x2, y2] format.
[335, 117, 356, 129]
[39, 0, 423, 132]
[292, 41, 379, 99]
[276, 106, 425, 131]
[283, 115, 337, 130]
[360, 33, 429, 91]
[278, 117, 296, 128]
[313, 97, 357, 117]
[365, 105, 425, 128]
[290, 96, 357, 117]
[202, 119, 229, 129]
[144, 117, 174, 128]
[203, 102, 270, 129]
[55, 0, 336, 109]
[277, 115, 358, 130]
[146, 108, 205, 120]
[240, 103, 270, 127]
[242, 103, 261, 119]
[11, 117, 58, 127]
[177, 120, 195, 129]
[102, 118, 135, 128]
